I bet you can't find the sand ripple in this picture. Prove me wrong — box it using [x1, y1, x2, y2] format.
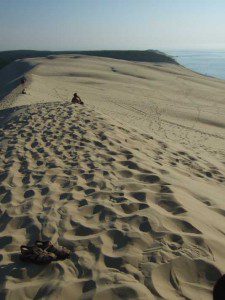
[0, 102, 225, 299]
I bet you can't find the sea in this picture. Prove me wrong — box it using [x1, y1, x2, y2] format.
[164, 50, 225, 81]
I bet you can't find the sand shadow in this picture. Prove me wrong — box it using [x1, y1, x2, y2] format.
[0, 60, 36, 102]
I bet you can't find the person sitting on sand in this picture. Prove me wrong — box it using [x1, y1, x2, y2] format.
[21, 77, 26, 85]
[71, 93, 84, 105]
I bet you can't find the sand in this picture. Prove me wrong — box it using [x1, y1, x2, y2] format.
[0, 55, 225, 299]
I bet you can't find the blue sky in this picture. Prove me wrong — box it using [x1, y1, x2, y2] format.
[0, 0, 225, 51]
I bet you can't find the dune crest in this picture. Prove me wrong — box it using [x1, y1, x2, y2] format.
[1, 55, 224, 161]
[0, 100, 224, 299]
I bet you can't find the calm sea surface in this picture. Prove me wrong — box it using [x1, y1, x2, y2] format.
[165, 50, 225, 80]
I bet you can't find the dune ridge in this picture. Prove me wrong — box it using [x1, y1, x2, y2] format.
[0, 55, 225, 299]
[0, 101, 224, 299]
[0, 50, 178, 72]
[1, 55, 224, 161]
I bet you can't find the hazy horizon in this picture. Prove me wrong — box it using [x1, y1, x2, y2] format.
[1, 0, 225, 52]
[2, 48, 225, 53]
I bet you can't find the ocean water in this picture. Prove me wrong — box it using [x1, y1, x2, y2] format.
[165, 50, 225, 81]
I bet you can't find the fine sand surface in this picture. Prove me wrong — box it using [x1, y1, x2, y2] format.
[0, 55, 225, 299]
[1, 55, 225, 160]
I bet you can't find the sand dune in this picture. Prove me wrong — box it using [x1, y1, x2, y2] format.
[0, 55, 225, 299]
[1, 55, 225, 160]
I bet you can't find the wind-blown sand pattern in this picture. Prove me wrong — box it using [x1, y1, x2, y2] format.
[0, 55, 225, 299]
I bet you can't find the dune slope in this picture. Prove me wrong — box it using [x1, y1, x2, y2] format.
[0, 55, 225, 299]
[0, 101, 225, 299]
[1, 55, 225, 160]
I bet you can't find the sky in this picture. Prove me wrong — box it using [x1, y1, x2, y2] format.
[0, 0, 225, 51]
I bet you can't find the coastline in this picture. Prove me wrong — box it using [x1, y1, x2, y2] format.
[165, 49, 225, 81]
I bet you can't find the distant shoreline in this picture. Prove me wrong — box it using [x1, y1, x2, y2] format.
[165, 49, 225, 81]
[1, 49, 224, 88]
